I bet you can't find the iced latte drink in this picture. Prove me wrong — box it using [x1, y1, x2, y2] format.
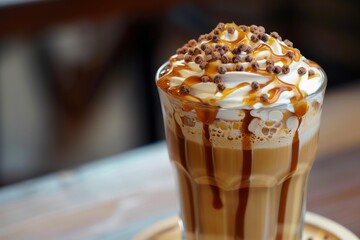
[156, 23, 326, 240]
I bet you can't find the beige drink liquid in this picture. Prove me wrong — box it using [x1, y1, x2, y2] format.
[156, 23, 326, 240]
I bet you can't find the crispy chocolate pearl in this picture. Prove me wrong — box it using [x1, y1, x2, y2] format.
[204, 46, 213, 55]
[232, 48, 240, 55]
[266, 65, 275, 73]
[308, 69, 315, 76]
[200, 43, 208, 51]
[194, 48, 201, 55]
[274, 66, 282, 74]
[206, 34, 213, 40]
[284, 39, 293, 47]
[251, 81, 259, 90]
[298, 67, 307, 75]
[222, 45, 230, 52]
[266, 59, 274, 65]
[194, 56, 203, 64]
[213, 29, 220, 35]
[214, 75, 222, 84]
[258, 26, 265, 33]
[260, 33, 268, 42]
[235, 64, 244, 71]
[246, 46, 254, 53]
[232, 55, 241, 63]
[180, 85, 190, 94]
[187, 49, 194, 55]
[260, 93, 269, 102]
[239, 25, 247, 32]
[282, 65, 290, 74]
[250, 25, 258, 33]
[245, 55, 253, 62]
[199, 61, 209, 70]
[217, 83, 226, 91]
[221, 55, 229, 64]
[188, 39, 197, 47]
[184, 54, 192, 62]
[227, 26, 235, 34]
[198, 35, 206, 42]
[251, 61, 260, 70]
[270, 32, 282, 40]
[218, 66, 226, 74]
[177, 54, 185, 60]
[176, 47, 187, 54]
[218, 48, 225, 56]
[212, 35, 220, 42]
[238, 43, 248, 52]
[212, 51, 221, 60]
[216, 22, 225, 30]
[251, 34, 260, 43]
[286, 51, 295, 59]
[200, 75, 211, 82]
[215, 44, 222, 49]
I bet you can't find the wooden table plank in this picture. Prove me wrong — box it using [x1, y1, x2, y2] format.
[0, 141, 359, 239]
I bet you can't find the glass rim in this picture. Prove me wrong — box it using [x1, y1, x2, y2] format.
[155, 61, 327, 110]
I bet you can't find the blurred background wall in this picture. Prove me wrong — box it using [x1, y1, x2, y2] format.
[0, 0, 359, 186]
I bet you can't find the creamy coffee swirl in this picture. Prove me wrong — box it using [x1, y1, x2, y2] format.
[157, 23, 324, 116]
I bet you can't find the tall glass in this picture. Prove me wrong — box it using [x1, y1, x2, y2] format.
[156, 62, 327, 240]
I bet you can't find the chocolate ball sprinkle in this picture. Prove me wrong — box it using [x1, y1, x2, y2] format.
[238, 43, 248, 52]
[251, 81, 260, 90]
[245, 55, 253, 62]
[298, 67, 307, 75]
[250, 25, 258, 33]
[270, 32, 282, 40]
[260, 33, 268, 42]
[212, 35, 220, 42]
[200, 75, 211, 82]
[282, 65, 290, 74]
[258, 26, 265, 33]
[274, 66, 282, 74]
[180, 85, 190, 94]
[235, 64, 244, 71]
[184, 54, 192, 62]
[177, 54, 185, 60]
[187, 49, 194, 55]
[201, 43, 208, 51]
[284, 39, 293, 47]
[251, 61, 260, 70]
[199, 61, 209, 69]
[286, 51, 295, 59]
[222, 45, 230, 51]
[194, 48, 202, 55]
[213, 29, 220, 35]
[232, 48, 240, 55]
[266, 59, 274, 65]
[216, 22, 225, 30]
[221, 55, 229, 64]
[194, 56, 203, 64]
[176, 48, 187, 54]
[260, 93, 269, 102]
[214, 75, 222, 84]
[251, 34, 260, 43]
[188, 39, 197, 47]
[308, 69, 315, 76]
[246, 46, 254, 53]
[232, 55, 242, 63]
[266, 65, 275, 73]
[204, 46, 213, 55]
[217, 83, 226, 91]
[239, 25, 247, 32]
[227, 26, 235, 34]
[218, 66, 226, 74]
[212, 51, 221, 60]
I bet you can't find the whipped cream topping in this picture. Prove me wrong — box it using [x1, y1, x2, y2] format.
[157, 23, 324, 116]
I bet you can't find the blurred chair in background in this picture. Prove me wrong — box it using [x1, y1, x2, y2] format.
[0, 0, 359, 185]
